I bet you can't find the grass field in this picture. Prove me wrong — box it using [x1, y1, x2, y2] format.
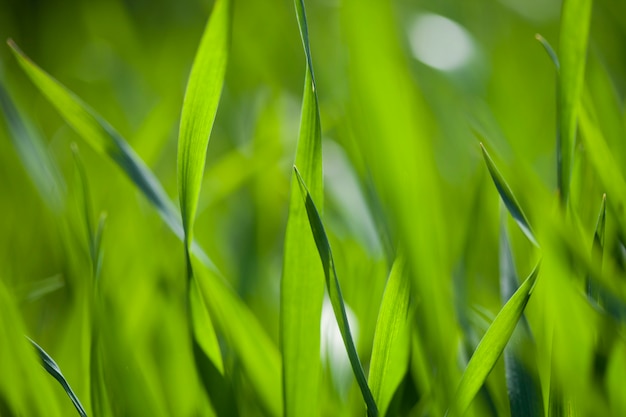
[1, 0, 626, 415]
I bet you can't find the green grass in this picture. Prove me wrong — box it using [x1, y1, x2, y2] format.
[1, 0, 626, 415]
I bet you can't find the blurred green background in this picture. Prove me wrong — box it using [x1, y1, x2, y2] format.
[1, 0, 626, 415]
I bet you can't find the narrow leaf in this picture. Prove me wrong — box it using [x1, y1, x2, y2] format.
[447, 261, 541, 417]
[177, 0, 231, 250]
[368, 258, 411, 417]
[295, 167, 378, 417]
[28, 337, 88, 417]
[558, 0, 593, 204]
[190, 277, 224, 375]
[280, 1, 325, 416]
[480, 143, 538, 247]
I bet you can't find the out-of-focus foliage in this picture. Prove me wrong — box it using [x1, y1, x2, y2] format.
[1, 0, 626, 415]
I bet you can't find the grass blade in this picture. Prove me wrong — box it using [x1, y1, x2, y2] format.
[557, 0, 593, 204]
[480, 143, 538, 247]
[177, 0, 230, 251]
[280, 1, 325, 416]
[500, 224, 543, 417]
[447, 261, 541, 417]
[28, 337, 88, 417]
[294, 167, 378, 417]
[8, 39, 184, 247]
[368, 258, 411, 417]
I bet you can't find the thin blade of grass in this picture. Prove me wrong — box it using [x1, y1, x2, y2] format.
[27, 337, 88, 417]
[177, 0, 230, 251]
[368, 258, 411, 417]
[294, 167, 378, 417]
[447, 261, 541, 417]
[479, 143, 538, 247]
[557, 0, 593, 204]
[280, 1, 325, 416]
[190, 277, 224, 374]
[500, 223, 543, 417]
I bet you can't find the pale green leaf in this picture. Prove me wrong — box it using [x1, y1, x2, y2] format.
[190, 277, 224, 375]
[447, 261, 541, 417]
[368, 258, 411, 417]
[280, 1, 325, 416]
[294, 167, 378, 417]
[177, 0, 231, 250]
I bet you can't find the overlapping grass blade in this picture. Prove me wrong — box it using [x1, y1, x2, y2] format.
[479, 143, 538, 247]
[557, 0, 593, 204]
[294, 167, 378, 417]
[28, 337, 88, 417]
[280, 1, 325, 416]
[9, 38, 284, 413]
[368, 258, 411, 417]
[500, 224, 543, 417]
[177, 0, 230, 252]
[447, 261, 541, 417]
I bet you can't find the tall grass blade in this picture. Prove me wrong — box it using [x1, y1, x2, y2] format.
[280, 1, 325, 416]
[557, 0, 593, 204]
[368, 258, 411, 417]
[28, 337, 88, 417]
[480, 143, 538, 247]
[177, 0, 230, 252]
[500, 224, 543, 417]
[447, 261, 541, 417]
[294, 167, 378, 417]
[190, 277, 224, 375]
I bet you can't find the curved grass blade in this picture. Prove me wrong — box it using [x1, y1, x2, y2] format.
[446, 261, 541, 417]
[535, 34, 560, 71]
[190, 277, 224, 374]
[294, 167, 378, 417]
[177, 0, 231, 252]
[480, 143, 538, 247]
[500, 224, 543, 417]
[557, 0, 593, 204]
[28, 337, 88, 417]
[280, 1, 325, 416]
[368, 258, 411, 417]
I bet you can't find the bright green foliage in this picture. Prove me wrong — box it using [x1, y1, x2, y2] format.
[368, 258, 411, 417]
[2, 0, 626, 416]
[448, 262, 541, 417]
[280, 1, 325, 417]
